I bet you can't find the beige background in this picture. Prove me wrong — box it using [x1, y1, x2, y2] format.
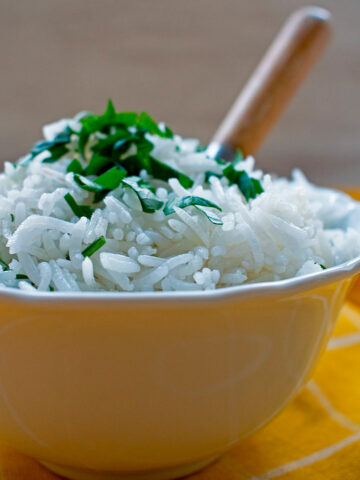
[0, 0, 358, 184]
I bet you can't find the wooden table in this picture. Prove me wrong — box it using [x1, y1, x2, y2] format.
[0, 0, 358, 185]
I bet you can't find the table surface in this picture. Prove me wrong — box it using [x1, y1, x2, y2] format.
[0, 0, 359, 184]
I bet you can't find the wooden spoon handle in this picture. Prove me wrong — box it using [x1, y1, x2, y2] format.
[209, 6, 332, 159]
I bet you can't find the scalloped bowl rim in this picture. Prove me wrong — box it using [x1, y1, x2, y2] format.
[0, 254, 359, 304]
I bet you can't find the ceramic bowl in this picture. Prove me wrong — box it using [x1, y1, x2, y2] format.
[0, 189, 359, 480]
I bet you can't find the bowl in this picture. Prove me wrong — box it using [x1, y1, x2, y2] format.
[0, 190, 359, 480]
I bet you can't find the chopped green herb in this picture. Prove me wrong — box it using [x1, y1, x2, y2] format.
[10, 213, 14, 222]
[137, 112, 173, 138]
[78, 128, 90, 158]
[222, 164, 263, 201]
[0, 258, 9, 271]
[16, 274, 28, 280]
[18, 154, 33, 167]
[80, 99, 117, 134]
[113, 138, 133, 154]
[73, 174, 104, 193]
[119, 154, 151, 176]
[214, 155, 227, 165]
[67, 159, 83, 174]
[21, 100, 258, 222]
[42, 144, 69, 163]
[82, 236, 106, 257]
[94, 167, 127, 190]
[93, 190, 109, 204]
[319, 264, 326, 270]
[149, 157, 193, 188]
[64, 193, 94, 219]
[80, 100, 138, 136]
[114, 111, 139, 126]
[135, 136, 154, 157]
[233, 150, 244, 166]
[122, 177, 164, 213]
[164, 194, 222, 216]
[84, 155, 113, 176]
[30, 127, 71, 162]
[195, 206, 223, 225]
[204, 171, 222, 183]
[91, 129, 130, 156]
[195, 144, 207, 153]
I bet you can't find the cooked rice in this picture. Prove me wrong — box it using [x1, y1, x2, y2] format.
[0, 115, 359, 292]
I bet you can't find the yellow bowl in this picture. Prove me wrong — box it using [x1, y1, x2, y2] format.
[0, 257, 359, 480]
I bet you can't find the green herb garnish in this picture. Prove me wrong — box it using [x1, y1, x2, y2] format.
[148, 157, 193, 188]
[319, 264, 326, 270]
[137, 112, 173, 138]
[94, 166, 127, 190]
[0, 258, 10, 271]
[164, 194, 222, 215]
[84, 155, 113, 176]
[222, 164, 263, 201]
[122, 177, 164, 213]
[67, 159, 83, 174]
[64, 193, 94, 219]
[73, 174, 104, 193]
[233, 150, 244, 166]
[204, 171, 222, 183]
[16, 274, 29, 280]
[164, 194, 223, 224]
[30, 127, 71, 163]
[82, 236, 106, 257]
[195, 206, 223, 225]
[24, 100, 262, 227]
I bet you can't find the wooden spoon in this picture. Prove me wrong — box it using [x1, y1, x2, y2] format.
[207, 6, 332, 161]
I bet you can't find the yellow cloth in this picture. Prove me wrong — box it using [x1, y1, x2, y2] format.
[3, 191, 360, 479]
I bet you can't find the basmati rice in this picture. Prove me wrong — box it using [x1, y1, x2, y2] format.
[0, 113, 359, 292]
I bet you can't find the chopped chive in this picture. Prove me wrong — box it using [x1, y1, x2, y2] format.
[232, 150, 244, 166]
[30, 127, 71, 162]
[137, 112, 173, 138]
[204, 171, 222, 183]
[22, 100, 254, 225]
[42, 144, 69, 163]
[16, 274, 28, 280]
[82, 236, 106, 257]
[164, 194, 222, 216]
[64, 193, 94, 219]
[149, 156, 193, 188]
[319, 264, 326, 270]
[84, 154, 113, 176]
[91, 129, 130, 156]
[67, 159, 83, 174]
[73, 174, 104, 193]
[10, 213, 14, 222]
[94, 166, 127, 190]
[122, 177, 164, 213]
[195, 144, 207, 153]
[222, 164, 263, 201]
[195, 206, 223, 225]
[0, 258, 9, 271]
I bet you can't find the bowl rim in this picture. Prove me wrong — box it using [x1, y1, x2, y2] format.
[1, 255, 360, 305]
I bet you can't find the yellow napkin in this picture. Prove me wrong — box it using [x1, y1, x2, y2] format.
[2, 190, 360, 479]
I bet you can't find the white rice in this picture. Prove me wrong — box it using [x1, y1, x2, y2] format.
[0, 115, 359, 292]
